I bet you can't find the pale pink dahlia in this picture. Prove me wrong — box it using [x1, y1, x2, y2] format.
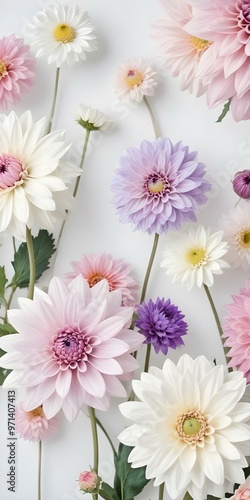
[114, 57, 158, 102]
[227, 475, 250, 500]
[186, 0, 250, 121]
[0, 276, 143, 421]
[0, 34, 35, 109]
[16, 402, 59, 441]
[153, 0, 211, 96]
[223, 278, 250, 382]
[64, 252, 139, 307]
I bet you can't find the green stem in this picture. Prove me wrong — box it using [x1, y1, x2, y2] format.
[26, 226, 35, 300]
[12, 236, 16, 254]
[183, 492, 192, 500]
[158, 483, 165, 500]
[95, 416, 117, 457]
[73, 128, 91, 198]
[143, 96, 160, 139]
[140, 233, 159, 304]
[38, 440, 42, 500]
[46, 67, 60, 134]
[143, 343, 152, 373]
[89, 406, 99, 500]
[203, 284, 232, 371]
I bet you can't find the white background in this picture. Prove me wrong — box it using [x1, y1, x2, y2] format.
[0, 1, 250, 499]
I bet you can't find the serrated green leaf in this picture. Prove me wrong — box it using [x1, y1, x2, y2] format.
[99, 482, 120, 500]
[10, 230, 56, 289]
[0, 323, 16, 337]
[114, 443, 149, 500]
[0, 266, 7, 305]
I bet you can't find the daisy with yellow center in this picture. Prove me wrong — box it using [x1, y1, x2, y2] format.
[220, 203, 250, 271]
[114, 57, 158, 103]
[27, 3, 97, 67]
[160, 225, 229, 291]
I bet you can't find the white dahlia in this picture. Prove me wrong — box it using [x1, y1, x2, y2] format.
[27, 3, 97, 67]
[160, 225, 229, 290]
[119, 354, 250, 500]
[0, 110, 79, 240]
[220, 203, 250, 271]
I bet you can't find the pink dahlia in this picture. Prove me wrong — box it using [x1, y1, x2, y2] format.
[114, 57, 158, 103]
[153, 0, 211, 96]
[0, 276, 143, 421]
[64, 252, 139, 307]
[223, 278, 250, 382]
[0, 34, 35, 109]
[16, 402, 59, 441]
[186, 0, 250, 121]
[227, 475, 250, 500]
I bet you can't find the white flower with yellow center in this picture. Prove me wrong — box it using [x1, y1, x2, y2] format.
[0, 110, 79, 241]
[118, 354, 250, 500]
[160, 225, 229, 291]
[114, 57, 159, 103]
[27, 3, 97, 67]
[220, 203, 250, 271]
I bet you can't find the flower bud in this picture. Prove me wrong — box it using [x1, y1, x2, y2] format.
[233, 170, 250, 199]
[77, 470, 100, 494]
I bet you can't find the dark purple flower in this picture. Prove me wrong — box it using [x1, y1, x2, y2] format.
[233, 170, 250, 199]
[135, 297, 188, 355]
[111, 137, 211, 234]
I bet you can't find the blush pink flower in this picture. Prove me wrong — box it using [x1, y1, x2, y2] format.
[78, 470, 100, 493]
[64, 252, 139, 307]
[16, 402, 59, 441]
[223, 278, 250, 383]
[186, 0, 250, 121]
[0, 276, 143, 421]
[114, 57, 158, 103]
[0, 34, 35, 109]
[227, 475, 250, 499]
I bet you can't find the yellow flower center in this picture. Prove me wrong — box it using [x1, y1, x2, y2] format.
[88, 273, 106, 287]
[186, 247, 207, 266]
[176, 410, 207, 445]
[53, 23, 76, 43]
[0, 60, 8, 78]
[190, 36, 212, 54]
[28, 406, 44, 419]
[125, 69, 144, 88]
[237, 228, 250, 248]
[148, 180, 164, 194]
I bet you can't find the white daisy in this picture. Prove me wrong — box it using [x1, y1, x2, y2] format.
[220, 203, 250, 271]
[160, 225, 229, 291]
[114, 57, 158, 103]
[27, 3, 97, 67]
[76, 104, 113, 131]
[0, 110, 79, 241]
[119, 354, 250, 500]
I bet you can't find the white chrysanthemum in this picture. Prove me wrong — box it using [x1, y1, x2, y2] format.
[76, 104, 113, 131]
[160, 225, 229, 291]
[114, 57, 159, 103]
[119, 354, 250, 500]
[27, 3, 97, 67]
[220, 203, 250, 271]
[0, 111, 79, 241]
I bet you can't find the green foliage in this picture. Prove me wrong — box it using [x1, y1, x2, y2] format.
[99, 482, 120, 500]
[10, 229, 56, 289]
[113, 443, 150, 500]
[0, 324, 16, 386]
[0, 266, 8, 306]
[216, 99, 231, 123]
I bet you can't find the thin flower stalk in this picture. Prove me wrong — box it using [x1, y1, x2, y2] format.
[89, 406, 99, 500]
[26, 226, 35, 300]
[95, 416, 117, 457]
[158, 483, 165, 500]
[73, 128, 91, 198]
[143, 96, 160, 139]
[38, 440, 42, 500]
[46, 67, 60, 134]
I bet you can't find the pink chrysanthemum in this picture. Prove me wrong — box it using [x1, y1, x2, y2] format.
[0, 34, 35, 109]
[16, 402, 59, 441]
[153, 0, 211, 96]
[223, 278, 250, 383]
[186, 0, 250, 121]
[114, 57, 158, 102]
[64, 252, 139, 307]
[0, 276, 143, 422]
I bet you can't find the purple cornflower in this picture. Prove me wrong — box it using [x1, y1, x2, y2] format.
[111, 137, 210, 234]
[233, 170, 250, 199]
[135, 297, 188, 355]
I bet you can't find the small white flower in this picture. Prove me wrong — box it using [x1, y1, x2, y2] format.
[220, 203, 250, 271]
[76, 104, 113, 131]
[118, 354, 250, 500]
[114, 57, 158, 103]
[160, 225, 229, 291]
[27, 3, 97, 67]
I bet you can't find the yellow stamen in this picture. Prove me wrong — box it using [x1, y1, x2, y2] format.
[176, 410, 207, 445]
[190, 36, 212, 53]
[186, 247, 207, 266]
[125, 69, 144, 88]
[0, 60, 8, 78]
[53, 23, 75, 43]
[237, 228, 250, 248]
[28, 406, 44, 418]
[88, 273, 106, 288]
[148, 180, 164, 194]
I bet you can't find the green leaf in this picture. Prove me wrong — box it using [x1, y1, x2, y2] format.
[10, 230, 56, 289]
[114, 443, 150, 500]
[0, 266, 8, 305]
[216, 99, 231, 123]
[99, 482, 120, 500]
[0, 348, 12, 385]
[0, 323, 16, 337]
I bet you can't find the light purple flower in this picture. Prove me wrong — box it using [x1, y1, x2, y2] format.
[111, 138, 210, 234]
[135, 297, 187, 354]
[233, 170, 250, 199]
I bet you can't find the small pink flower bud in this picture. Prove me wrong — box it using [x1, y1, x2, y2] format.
[233, 170, 250, 199]
[78, 470, 100, 493]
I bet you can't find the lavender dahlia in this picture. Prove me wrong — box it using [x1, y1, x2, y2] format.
[135, 298, 187, 354]
[111, 138, 210, 234]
